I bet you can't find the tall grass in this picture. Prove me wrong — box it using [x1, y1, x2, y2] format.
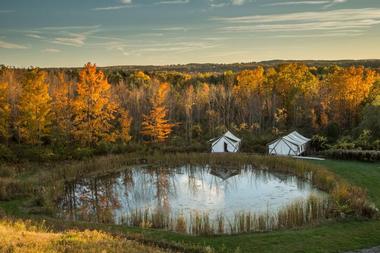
[1, 152, 377, 235]
[116, 195, 330, 235]
[0, 218, 169, 253]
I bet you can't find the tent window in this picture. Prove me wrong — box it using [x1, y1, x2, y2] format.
[224, 142, 229, 152]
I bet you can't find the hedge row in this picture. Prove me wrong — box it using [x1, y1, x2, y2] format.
[322, 149, 380, 162]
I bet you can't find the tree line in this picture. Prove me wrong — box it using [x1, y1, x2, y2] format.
[0, 62, 379, 156]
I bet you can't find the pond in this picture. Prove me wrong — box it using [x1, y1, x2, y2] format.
[58, 165, 328, 234]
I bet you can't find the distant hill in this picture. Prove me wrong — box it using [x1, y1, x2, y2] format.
[95, 59, 380, 73]
[4, 59, 380, 73]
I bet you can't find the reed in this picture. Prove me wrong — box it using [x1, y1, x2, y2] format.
[112, 195, 330, 235]
[2, 152, 376, 235]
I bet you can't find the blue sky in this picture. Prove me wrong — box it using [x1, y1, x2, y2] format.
[0, 0, 379, 67]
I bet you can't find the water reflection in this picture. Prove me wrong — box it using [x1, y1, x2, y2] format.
[59, 165, 325, 232]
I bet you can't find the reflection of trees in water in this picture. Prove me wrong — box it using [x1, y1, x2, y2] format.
[154, 168, 170, 211]
[60, 164, 318, 228]
[62, 175, 121, 223]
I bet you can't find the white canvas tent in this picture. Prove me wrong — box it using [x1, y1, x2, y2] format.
[268, 131, 310, 156]
[210, 131, 241, 153]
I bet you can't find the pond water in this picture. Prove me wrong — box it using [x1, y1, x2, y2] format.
[59, 165, 327, 234]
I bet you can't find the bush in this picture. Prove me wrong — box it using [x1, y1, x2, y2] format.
[355, 129, 373, 150]
[322, 149, 380, 162]
[70, 147, 95, 160]
[239, 132, 274, 153]
[311, 135, 328, 151]
[333, 136, 356, 150]
[0, 144, 16, 162]
[0, 178, 31, 201]
[12, 145, 56, 162]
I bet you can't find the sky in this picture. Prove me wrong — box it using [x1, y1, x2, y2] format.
[0, 0, 379, 67]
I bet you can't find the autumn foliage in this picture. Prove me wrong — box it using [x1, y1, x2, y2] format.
[16, 69, 51, 145]
[73, 63, 118, 146]
[141, 82, 175, 142]
[0, 62, 378, 153]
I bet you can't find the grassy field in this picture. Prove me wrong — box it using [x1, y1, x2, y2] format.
[1, 157, 380, 253]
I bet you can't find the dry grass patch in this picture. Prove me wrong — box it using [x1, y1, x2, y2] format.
[0, 218, 171, 253]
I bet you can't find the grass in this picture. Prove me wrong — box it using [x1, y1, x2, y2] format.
[1, 155, 380, 252]
[311, 160, 380, 207]
[0, 218, 170, 253]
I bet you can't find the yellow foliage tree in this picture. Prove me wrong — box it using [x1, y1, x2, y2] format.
[73, 63, 117, 146]
[141, 82, 175, 143]
[16, 69, 51, 144]
[323, 66, 376, 128]
[234, 67, 265, 127]
[51, 72, 74, 143]
[0, 82, 10, 141]
[118, 109, 133, 143]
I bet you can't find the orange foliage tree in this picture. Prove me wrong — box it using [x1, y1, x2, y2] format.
[73, 63, 118, 146]
[141, 82, 175, 143]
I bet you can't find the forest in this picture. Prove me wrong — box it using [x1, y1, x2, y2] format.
[0, 62, 379, 161]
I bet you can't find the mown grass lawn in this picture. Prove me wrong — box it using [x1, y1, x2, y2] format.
[1, 158, 380, 253]
[311, 160, 380, 206]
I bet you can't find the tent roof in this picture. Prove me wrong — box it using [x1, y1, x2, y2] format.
[210, 130, 241, 144]
[224, 131, 241, 142]
[268, 131, 310, 147]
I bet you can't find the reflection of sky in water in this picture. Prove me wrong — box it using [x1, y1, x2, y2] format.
[113, 167, 321, 222]
[61, 165, 324, 224]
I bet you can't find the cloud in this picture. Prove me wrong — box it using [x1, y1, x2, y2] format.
[42, 48, 61, 53]
[92, 5, 133, 11]
[157, 0, 190, 4]
[324, 0, 347, 8]
[265, 0, 347, 8]
[209, 0, 248, 8]
[93, 0, 134, 11]
[272, 32, 362, 38]
[265, 1, 329, 7]
[215, 8, 380, 36]
[137, 41, 217, 52]
[26, 34, 43, 39]
[52, 33, 86, 47]
[214, 8, 380, 24]
[153, 27, 189, 31]
[231, 0, 245, 5]
[39, 25, 100, 31]
[0, 40, 27, 49]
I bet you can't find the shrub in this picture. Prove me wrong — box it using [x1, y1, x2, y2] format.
[322, 149, 380, 162]
[0, 144, 16, 162]
[355, 129, 373, 150]
[311, 135, 328, 151]
[0, 178, 32, 201]
[70, 147, 95, 160]
[333, 136, 356, 150]
[12, 145, 56, 162]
